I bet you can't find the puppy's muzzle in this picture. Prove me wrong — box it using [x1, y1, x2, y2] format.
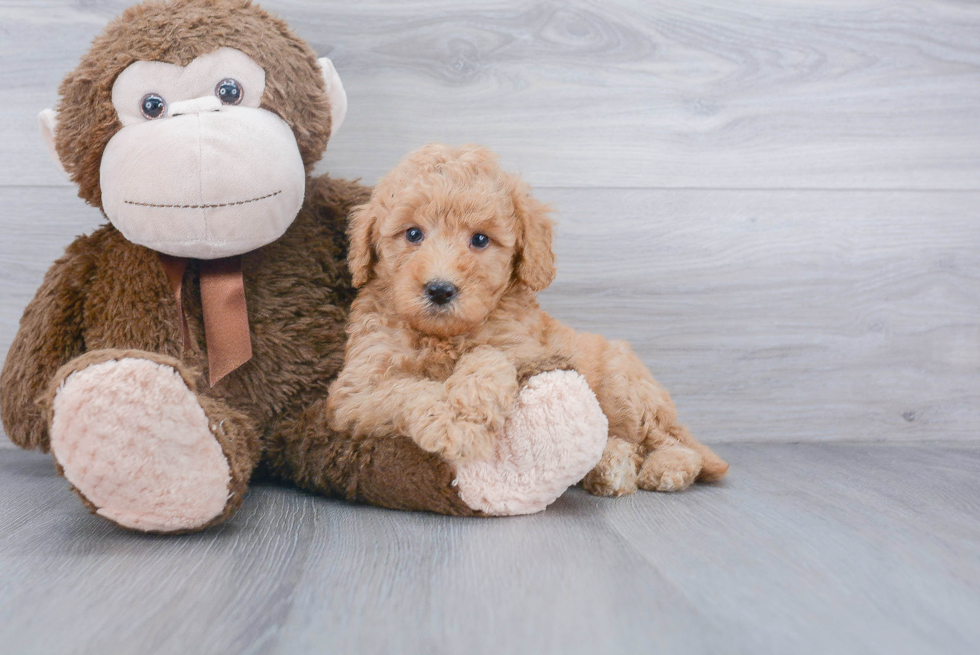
[425, 280, 458, 306]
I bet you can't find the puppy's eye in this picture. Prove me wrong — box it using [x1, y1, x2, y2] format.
[406, 227, 424, 243]
[140, 94, 167, 120]
[215, 78, 243, 105]
[470, 233, 490, 249]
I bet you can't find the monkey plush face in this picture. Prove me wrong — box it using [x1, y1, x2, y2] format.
[39, 0, 347, 259]
[99, 47, 306, 258]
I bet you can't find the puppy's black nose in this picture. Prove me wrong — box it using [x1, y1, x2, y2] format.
[425, 280, 458, 306]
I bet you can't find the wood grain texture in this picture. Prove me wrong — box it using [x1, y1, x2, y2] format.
[3, 186, 977, 446]
[2, 0, 980, 189]
[537, 187, 980, 443]
[1, 3, 978, 652]
[2, 443, 979, 655]
[1, 1, 978, 446]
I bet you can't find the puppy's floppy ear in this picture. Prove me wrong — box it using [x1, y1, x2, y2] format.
[513, 182, 556, 292]
[347, 201, 379, 288]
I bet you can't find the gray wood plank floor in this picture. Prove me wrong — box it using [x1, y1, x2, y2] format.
[2, 443, 979, 655]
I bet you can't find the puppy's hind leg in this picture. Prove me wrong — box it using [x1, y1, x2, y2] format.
[577, 336, 728, 492]
[637, 439, 701, 492]
[581, 436, 641, 497]
[638, 422, 728, 492]
[667, 423, 729, 483]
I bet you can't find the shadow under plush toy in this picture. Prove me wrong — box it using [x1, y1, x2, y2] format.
[0, 0, 610, 533]
[328, 144, 729, 510]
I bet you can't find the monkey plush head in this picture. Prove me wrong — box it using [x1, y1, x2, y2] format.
[39, 0, 347, 259]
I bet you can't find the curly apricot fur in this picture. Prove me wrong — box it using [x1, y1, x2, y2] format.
[329, 144, 729, 489]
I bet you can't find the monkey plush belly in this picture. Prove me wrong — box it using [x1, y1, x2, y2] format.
[69, 213, 351, 432]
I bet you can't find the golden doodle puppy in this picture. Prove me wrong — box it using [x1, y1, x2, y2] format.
[328, 144, 729, 495]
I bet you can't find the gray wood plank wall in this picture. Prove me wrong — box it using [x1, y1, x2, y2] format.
[1, 0, 978, 447]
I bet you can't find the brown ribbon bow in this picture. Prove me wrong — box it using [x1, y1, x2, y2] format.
[159, 253, 253, 387]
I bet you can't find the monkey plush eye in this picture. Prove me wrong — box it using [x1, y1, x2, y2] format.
[215, 78, 243, 105]
[405, 227, 424, 243]
[470, 233, 490, 249]
[139, 94, 167, 120]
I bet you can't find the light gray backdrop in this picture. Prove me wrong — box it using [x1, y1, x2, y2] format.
[2, 0, 978, 447]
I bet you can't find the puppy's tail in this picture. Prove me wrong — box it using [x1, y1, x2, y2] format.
[695, 443, 730, 482]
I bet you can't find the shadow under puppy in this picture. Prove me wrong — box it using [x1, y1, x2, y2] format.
[329, 143, 729, 495]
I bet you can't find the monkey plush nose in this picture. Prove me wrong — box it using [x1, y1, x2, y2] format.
[169, 95, 222, 117]
[425, 280, 458, 306]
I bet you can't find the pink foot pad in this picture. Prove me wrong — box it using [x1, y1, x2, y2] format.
[454, 370, 608, 516]
[49, 358, 231, 532]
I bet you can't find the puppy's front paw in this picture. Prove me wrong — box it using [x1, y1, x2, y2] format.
[445, 420, 496, 461]
[415, 414, 496, 462]
[637, 444, 702, 492]
[446, 348, 519, 430]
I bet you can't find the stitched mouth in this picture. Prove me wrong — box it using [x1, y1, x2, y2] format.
[124, 190, 282, 209]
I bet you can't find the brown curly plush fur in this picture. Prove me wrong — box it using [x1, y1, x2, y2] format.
[0, 0, 481, 530]
[330, 144, 729, 494]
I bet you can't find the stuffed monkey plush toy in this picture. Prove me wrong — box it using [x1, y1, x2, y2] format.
[0, 0, 608, 533]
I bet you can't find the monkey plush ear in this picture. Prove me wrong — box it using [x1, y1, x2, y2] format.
[318, 57, 347, 138]
[38, 109, 68, 177]
[513, 186, 557, 292]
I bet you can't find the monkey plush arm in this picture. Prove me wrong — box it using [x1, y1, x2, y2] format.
[1, 240, 93, 451]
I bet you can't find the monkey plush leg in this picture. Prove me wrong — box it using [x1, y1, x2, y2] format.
[267, 369, 607, 516]
[46, 350, 259, 533]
